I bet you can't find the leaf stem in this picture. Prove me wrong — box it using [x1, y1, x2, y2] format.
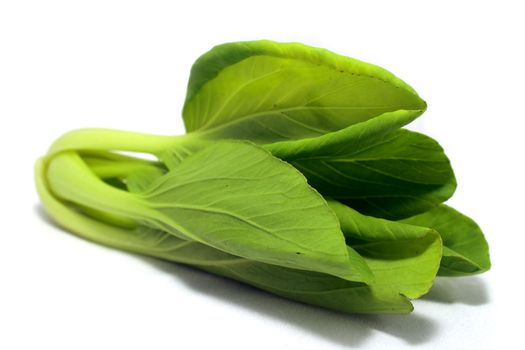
[35, 157, 193, 256]
[45, 152, 157, 224]
[47, 128, 190, 157]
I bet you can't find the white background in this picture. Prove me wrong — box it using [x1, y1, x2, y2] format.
[1, 1, 523, 349]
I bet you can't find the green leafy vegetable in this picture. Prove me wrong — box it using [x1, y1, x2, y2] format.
[35, 39, 490, 316]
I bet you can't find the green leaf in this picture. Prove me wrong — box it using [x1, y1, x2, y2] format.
[353, 231, 442, 299]
[183, 40, 426, 143]
[400, 205, 491, 276]
[139, 140, 372, 282]
[328, 200, 442, 298]
[266, 110, 456, 219]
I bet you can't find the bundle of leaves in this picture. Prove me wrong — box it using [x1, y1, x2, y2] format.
[36, 40, 490, 314]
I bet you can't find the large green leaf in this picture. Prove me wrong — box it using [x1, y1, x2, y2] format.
[139, 141, 372, 282]
[45, 142, 372, 282]
[183, 40, 426, 143]
[400, 205, 491, 276]
[266, 111, 456, 219]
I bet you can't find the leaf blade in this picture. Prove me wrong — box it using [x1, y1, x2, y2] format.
[327, 200, 442, 298]
[266, 110, 456, 219]
[184, 40, 426, 143]
[400, 204, 491, 276]
[328, 199, 431, 242]
[353, 231, 442, 299]
[141, 141, 373, 282]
